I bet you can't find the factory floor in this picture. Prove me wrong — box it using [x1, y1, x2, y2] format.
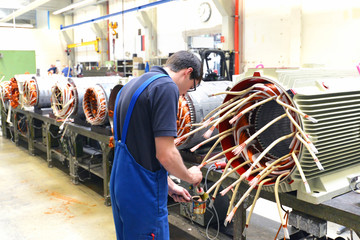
[0, 132, 358, 240]
[0, 133, 116, 240]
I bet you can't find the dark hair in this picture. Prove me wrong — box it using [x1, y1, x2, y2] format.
[165, 51, 203, 81]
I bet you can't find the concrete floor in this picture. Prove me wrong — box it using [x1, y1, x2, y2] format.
[0, 132, 358, 240]
[0, 134, 116, 240]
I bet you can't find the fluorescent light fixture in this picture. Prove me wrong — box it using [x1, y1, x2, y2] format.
[0, 22, 34, 28]
[0, 0, 52, 23]
[53, 0, 96, 15]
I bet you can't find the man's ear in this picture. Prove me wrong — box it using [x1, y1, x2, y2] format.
[187, 67, 193, 76]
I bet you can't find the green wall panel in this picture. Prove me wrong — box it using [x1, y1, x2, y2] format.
[0, 50, 36, 82]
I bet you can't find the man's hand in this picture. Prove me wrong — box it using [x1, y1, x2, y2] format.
[155, 137, 203, 186]
[169, 184, 191, 202]
[188, 166, 203, 186]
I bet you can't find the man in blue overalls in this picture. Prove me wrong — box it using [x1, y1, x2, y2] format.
[110, 51, 203, 240]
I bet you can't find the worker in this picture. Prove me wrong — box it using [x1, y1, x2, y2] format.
[47, 64, 58, 74]
[62, 65, 73, 77]
[110, 50, 203, 240]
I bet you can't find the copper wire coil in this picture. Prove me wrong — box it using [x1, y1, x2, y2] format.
[83, 85, 108, 125]
[9, 78, 20, 109]
[176, 95, 192, 145]
[23, 78, 38, 106]
[0, 81, 11, 102]
[219, 77, 302, 187]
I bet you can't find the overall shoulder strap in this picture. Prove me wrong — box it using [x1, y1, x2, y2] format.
[118, 74, 168, 144]
[113, 87, 123, 142]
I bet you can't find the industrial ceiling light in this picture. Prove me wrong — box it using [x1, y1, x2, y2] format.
[0, 0, 51, 23]
[53, 0, 96, 15]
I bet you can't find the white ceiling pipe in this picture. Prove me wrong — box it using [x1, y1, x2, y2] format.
[0, 22, 33, 28]
[0, 0, 52, 23]
[53, 0, 97, 15]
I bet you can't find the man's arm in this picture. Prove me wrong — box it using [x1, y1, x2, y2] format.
[155, 136, 202, 186]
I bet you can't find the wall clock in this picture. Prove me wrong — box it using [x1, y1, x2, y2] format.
[198, 2, 211, 23]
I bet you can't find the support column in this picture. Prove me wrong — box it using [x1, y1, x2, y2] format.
[62, 14, 75, 67]
[13, 112, 19, 145]
[28, 116, 35, 155]
[136, 8, 158, 62]
[45, 122, 53, 167]
[69, 132, 79, 185]
[101, 141, 112, 206]
[0, 103, 9, 138]
[212, 0, 235, 51]
[91, 3, 109, 64]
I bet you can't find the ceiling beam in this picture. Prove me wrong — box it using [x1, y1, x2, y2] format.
[0, 0, 52, 23]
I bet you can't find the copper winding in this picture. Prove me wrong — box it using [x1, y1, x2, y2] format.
[9, 78, 20, 109]
[0, 81, 11, 102]
[224, 82, 300, 184]
[51, 81, 76, 119]
[23, 78, 38, 106]
[176, 95, 192, 145]
[83, 85, 108, 125]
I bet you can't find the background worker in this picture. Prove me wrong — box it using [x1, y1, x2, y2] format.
[110, 50, 203, 240]
[47, 64, 58, 74]
[61, 65, 73, 77]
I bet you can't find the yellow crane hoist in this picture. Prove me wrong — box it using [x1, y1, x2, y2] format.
[67, 37, 101, 53]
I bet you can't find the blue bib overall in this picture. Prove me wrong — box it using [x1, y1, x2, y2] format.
[110, 74, 170, 240]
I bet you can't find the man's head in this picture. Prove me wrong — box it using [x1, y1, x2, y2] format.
[164, 51, 203, 95]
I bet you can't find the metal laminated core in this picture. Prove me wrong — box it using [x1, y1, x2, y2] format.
[255, 94, 293, 158]
[23, 78, 38, 107]
[83, 85, 108, 125]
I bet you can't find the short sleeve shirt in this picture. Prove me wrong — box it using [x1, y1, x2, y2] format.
[115, 66, 179, 171]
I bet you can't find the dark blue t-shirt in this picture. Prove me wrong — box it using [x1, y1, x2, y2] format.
[62, 67, 72, 77]
[115, 66, 179, 172]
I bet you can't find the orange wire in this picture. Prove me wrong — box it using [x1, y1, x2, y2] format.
[176, 96, 191, 145]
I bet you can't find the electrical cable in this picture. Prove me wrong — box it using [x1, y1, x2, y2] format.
[48, 130, 62, 139]
[274, 172, 290, 239]
[204, 164, 220, 240]
[191, 128, 234, 152]
[77, 158, 92, 182]
[243, 177, 274, 237]
[17, 115, 28, 135]
[205, 206, 219, 240]
[32, 125, 43, 130]
[200, 132, 234, 165]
